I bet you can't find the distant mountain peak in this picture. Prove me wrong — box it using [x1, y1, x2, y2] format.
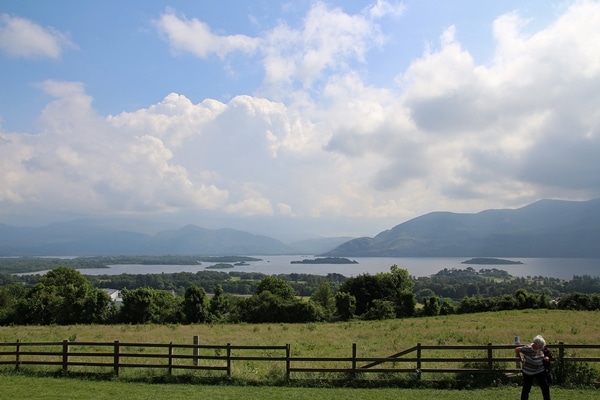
[323, 198, 600, 258]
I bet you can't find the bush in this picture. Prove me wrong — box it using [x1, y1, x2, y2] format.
[554, 359, 599, 387]
[456, 361, 508, 388]
[363, 299, 396, 320]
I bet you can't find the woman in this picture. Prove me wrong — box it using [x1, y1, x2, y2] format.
[515, 335, 551, 400]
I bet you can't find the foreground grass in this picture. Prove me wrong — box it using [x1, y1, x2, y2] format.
[1, 375, 598, 400]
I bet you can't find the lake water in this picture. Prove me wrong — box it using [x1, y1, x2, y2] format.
[69, 256, 600, 280]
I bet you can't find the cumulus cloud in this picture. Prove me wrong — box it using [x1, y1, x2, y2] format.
[155, 1, 394, 90]
[0, 81, 228, 218]
[366, 0, 406, 19]
[0, 13, 75, 59]
[1, 1, 600, 235]
[108, 93, 227, 148]
[367, 0, 600, 204]
[262, 2, 391, 90]
[155, 10, 259, 58]
[157, 94, 331, 219]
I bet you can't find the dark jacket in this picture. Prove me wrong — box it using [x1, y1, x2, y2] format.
[542, 346, 553, 384]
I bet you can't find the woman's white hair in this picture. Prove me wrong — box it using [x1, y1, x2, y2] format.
[533, 335, 546, 348]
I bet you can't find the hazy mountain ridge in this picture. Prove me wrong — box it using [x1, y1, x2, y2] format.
[1, 198, 599, 257]
[140, 225, 294, 255]
[323, 198, 600, 257]
[0, 220, 151, 256]
[0, 222, 332, 256]
[287, 237, 354, 255]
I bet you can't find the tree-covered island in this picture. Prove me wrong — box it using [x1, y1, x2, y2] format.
[461, 257, 523, 265]
[290, 257, 358, 264]
[205, 263, 235, 269]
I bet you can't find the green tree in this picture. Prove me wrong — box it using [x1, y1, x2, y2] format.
[12, 267, 111, 325]
[338, 273, 385, 315]
[182, 285, 210, 323]
[119, 287, 180, 324]
[422, 296, 441, 316]
[255, 276, 297, 300]
[363, 299, 396, 320]
[209, 284, 230, 322]
[335, 291, 356, 321]
[498, 294, 517, 310]
[338, 265, 414, 318]
[439, 298, 456, 315]
[237, 276, 322, 323]
[397, 290, 417, 317]
[514, 288, 538, 309]
[309, 282, 335, 319]
[0, 284, 25, 324]
[389, 264, 413, 292]
[153, 289, 181, 323]
[238, 291, 288, 323]
[119, 287, 154, 324]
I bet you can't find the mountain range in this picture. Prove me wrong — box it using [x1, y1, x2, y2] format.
[1, 198, 599, 257]
[0, 219, 351, 257]
[324, 198, 600, 257]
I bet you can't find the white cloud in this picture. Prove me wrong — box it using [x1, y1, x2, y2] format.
[0, 13, 75, 59]
[155, 2, 387, 90]
[366, 0, 406, 19]
[314, 0, 600, 215]
[262, 2, 386, 89]
[108, 93, 227, 148]
[0, 81, 229, 218]
[155, 11, 259, 58]
[103, 91, 327, 220]
[224, 186, 274, 216]
[2, 1, 600, 236]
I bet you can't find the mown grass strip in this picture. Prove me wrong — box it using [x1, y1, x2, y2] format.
[2, 375, 599, 400]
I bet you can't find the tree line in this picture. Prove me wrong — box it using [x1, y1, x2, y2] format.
[2, 265, 600, 325]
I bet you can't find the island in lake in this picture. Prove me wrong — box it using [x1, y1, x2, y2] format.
[205, 263, 234, 269]
[291, 257, 358, 264]
[461, 257, 523, 265]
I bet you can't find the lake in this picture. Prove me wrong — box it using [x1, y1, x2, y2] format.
[71, 256, 600, 280]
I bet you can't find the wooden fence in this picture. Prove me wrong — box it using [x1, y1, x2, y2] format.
[1, 339, 600, 380]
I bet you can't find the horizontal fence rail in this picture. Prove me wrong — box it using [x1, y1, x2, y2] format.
[1, 340, 600, 380]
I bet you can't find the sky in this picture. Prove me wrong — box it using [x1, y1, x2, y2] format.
[1, 0, 599, 240]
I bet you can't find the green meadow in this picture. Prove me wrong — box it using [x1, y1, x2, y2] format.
[1, 310, 599, 398]
[2, 309, 598, 351]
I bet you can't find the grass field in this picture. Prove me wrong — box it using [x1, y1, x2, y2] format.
[1, 309, 599, 394]
[2, 309, 599, 349]
[1, 375, 599, 400]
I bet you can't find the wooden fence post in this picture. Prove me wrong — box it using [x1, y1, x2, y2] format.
[15, 339, 21, 371]
[226, 343, 232, 377]
[62, 339, 69, 373]
[193, 335, 199, 366]
[352, 343, 357, 379]
[416, 342, 422, 376]
[113, 340, 120, 376]
[168, 342, 174, 375]
[558, 341, 564, 361]
[487, 342, 493, 370]
[285, 344, 291, 380]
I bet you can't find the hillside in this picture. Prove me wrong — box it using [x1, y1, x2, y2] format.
[0, 222, 296, 256]
[323, 198, 600, 257]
